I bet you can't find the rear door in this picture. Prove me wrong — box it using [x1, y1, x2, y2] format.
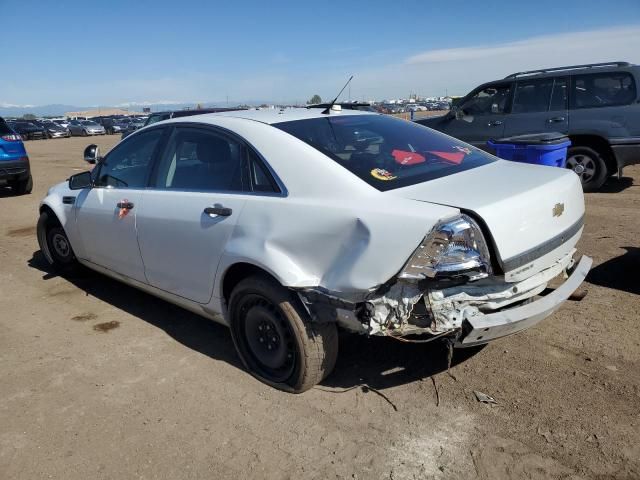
[136, 125, 250, 303]
[503, 77, 569, 137]
[441, 83, 511, 149]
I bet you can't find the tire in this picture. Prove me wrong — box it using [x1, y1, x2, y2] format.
[229, 274, 338, 393]
[11, 175, 33, 195]
[566, 146, 608, 192]
[37, 211, 77, 270]
[82, 129, 88, 137]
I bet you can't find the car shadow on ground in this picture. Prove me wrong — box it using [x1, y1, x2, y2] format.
[587, 246, 639, 295]
[597, 176, 635, 194]
[323, 333, 483, 395]
[28, 250, 484, 391]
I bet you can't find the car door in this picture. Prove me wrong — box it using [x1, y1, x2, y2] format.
[74, 128, 166, 282]
[136, 125, 249, 303]
[503, 77, 569, 137]
[442, 83, 511, 148]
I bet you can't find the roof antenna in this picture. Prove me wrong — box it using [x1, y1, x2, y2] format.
[322, 75, 354, 114]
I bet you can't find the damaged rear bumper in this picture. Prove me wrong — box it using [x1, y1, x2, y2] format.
[297, 253, 592, 346]
[457, 255, 592, 347]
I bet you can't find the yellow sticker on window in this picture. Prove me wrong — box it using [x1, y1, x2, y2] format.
[371, 168, 397, 181]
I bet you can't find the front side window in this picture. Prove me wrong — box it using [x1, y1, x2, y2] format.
[461, 84, 512, 115]
[572, 72, 637, 108]
[512, 78, 554, 113]
[151, 127, 244, 192]
[275, 114, 496, 191]
[95, 129, 164, 188]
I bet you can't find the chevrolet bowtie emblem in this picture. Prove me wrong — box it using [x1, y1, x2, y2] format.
[552, 203, 565, 217]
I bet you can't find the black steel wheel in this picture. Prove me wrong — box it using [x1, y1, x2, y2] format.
[37, 211, 77, 270]
[229, 274, 338, 393]
[237, 295, 297, 382]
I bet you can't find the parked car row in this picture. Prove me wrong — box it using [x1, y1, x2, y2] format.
[2, 115, 154, 140]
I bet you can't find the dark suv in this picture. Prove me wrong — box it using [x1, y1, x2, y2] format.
[417, 62, 640, 191]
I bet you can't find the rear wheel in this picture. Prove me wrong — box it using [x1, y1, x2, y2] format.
[11, 175, 33, 195]
[229, 274, 338, 393]
[566, 146, 608, 192]
[37, 211, 77, 270]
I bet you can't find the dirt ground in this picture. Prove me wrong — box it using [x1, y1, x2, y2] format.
[1, 135, 639, 480]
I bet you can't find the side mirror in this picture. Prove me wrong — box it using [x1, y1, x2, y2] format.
[69, 171, 92, 190]
[83, 144, 101, 164]
[452, 106, 465, 120]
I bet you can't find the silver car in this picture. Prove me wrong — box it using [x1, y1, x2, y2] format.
[68, 120, 106, 136]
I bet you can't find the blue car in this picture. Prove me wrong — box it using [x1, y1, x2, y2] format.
[0, 117, 32, 195]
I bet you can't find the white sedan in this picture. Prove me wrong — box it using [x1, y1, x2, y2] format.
[37, 107, 592, 392]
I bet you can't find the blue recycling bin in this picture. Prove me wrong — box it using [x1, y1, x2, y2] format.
[487, 132, 571, 168]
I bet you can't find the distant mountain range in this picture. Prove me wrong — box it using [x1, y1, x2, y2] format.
[0, 100, 283, 117]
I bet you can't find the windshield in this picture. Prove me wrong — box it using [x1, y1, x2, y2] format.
[274, 114, 495, 191]
[82, 121, 98, 126]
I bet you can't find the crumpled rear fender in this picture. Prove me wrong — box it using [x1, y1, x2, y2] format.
[214, 194, 459, 299]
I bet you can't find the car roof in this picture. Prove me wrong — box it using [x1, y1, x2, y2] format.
[166, 107, 378, 125]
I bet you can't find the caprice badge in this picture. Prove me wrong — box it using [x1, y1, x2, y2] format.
[552, 203, 565, 217]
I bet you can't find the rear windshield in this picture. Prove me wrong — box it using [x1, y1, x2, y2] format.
[274, 114, 495, 191]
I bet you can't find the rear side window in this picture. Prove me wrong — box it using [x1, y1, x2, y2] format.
[248, 149, 279, 193]
[512, 79, 554, 113]
[572, 72, 637, 109]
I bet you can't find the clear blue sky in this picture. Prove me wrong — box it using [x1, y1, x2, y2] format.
[2, 0, 639, 106]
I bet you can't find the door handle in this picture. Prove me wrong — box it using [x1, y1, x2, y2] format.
[488, 120, 503, 126]
[116, 201, 134, 210]
[204, 206, 232, 217]
[547, 116, 566, 123]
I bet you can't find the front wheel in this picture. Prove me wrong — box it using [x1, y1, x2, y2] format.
[37, 211, 77, 270]
[229, 275, 338, 393]
[82, 129, 88, 137]
[566, 146, 608, 192]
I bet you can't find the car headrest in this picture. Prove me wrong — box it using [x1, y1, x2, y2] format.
[197, 137, 231, 165]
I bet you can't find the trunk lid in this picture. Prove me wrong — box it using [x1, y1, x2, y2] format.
[387, 160, 585, 278]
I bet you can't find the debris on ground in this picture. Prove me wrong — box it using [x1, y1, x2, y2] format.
[474, 390, 497, 405]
